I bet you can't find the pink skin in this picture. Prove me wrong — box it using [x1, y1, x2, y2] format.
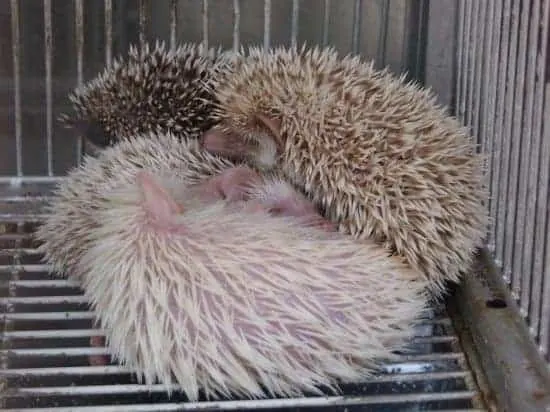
[200, 128, 258, 161]
[200, 115, 283, 160]
[193, 166, 263, 203]
[88, 167, 335, 366]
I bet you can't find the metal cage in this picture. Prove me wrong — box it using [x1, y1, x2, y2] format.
[0, 0, 549, 411]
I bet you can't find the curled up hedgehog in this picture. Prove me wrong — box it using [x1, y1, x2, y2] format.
[75, 165, 429, 401]
[34, 131, 240, 280]
[201, 45, 490, 296]
[34, 131, 243, 366]
[58, 41, 232, 154]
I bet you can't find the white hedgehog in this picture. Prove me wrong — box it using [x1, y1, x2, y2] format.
[76, 168, 429, 401]
[58, 41, 232, 152]
[201, 45, 490, 296]
[34, 131, 240, 279]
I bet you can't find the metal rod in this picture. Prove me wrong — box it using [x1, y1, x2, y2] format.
[44, 0, 54, 177]
[454, 0, 466, 121]
[291, 0, 299, 48]
[484, 0, 502, 249]
[75, 0, 84, 165]
[492, 0, 513, 269]
[472, 0, 487, 145]
[465, 0, 479, 130]
[233, 0, 240, 51]
[351, 0, 362, 53]
[514, 0, 538, 320]
[263, 0, 271, 50]
[138, 0, 148, 46]
[10, 0, 22, 177]
[500, 0, 521, 290]
[0, 387, 478, 404]
[458, 0, 472, 124]
[530, 0, 550, 344]
[322, 0, 330, 47]
[506, 0, 531, 300]
[202, 0, 208, 48]
[377, 0, 390, 68]
[489, 0, 511, 263]
[169, 0, 178, 50]
[104, 0, 113, 66]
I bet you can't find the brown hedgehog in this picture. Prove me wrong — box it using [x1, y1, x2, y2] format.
[76, 168, 429, 401]
[34, 131, 241, 280]
[201, 45, 489, 296]
[58, 41, 232, 152]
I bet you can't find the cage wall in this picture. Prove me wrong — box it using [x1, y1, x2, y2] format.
[452, 0, 550, 364]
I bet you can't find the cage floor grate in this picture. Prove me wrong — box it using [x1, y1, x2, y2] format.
[0, 182, 487, 411]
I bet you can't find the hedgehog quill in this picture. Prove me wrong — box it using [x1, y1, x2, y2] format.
[202, 45, 490, 296]
[58, 41, 233, 153]
[77, 168, 429, 401]
[86, 163, 337, 367]
[34, 131, 241, 280]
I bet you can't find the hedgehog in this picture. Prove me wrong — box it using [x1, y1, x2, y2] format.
[83, 163, 338, 368]
[75, 168, 429, 401]
[58, 41, 233, 153]
[34, 131, 243, 280]
[200, 45, 490, 296]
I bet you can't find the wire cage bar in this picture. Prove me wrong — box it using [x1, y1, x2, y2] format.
[454, 0, 550, 362]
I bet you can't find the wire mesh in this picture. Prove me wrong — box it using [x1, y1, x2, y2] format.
[454, 0, 550, 361]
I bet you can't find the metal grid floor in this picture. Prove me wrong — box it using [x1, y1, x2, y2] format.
[0, 180, 487, 411]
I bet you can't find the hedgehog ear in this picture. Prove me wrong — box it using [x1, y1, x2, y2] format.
[254, 114, 283, 150]
[136, 171, 181, 221]
[201, 127, 234, 153]
[201, 126, 251, 160]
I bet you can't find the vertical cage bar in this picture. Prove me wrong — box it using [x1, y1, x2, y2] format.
[538, 81, 550, 354]
[490, 0, 512, 263]
[351, 0, 362, 54]
[458, 0, 472, 124]
[508, 0, 532, 297]
[104, 0, 113, 66]
[480, 0, 495, 195]
[233, 0, 240, 51]
[44, 0, 54, 177]
[169, 0, 178, 50]
[485, 0, 502, 249]
[322, 0, 330, 47]
[465, 0, 479, 129]
[263, 0, 271, 50]
[138, 0, 148, 46]
[10, 0, 22, 177]
[75, 0, 84, 164]
[531, 0, 550, 346]
[290, 0, 299, 49]
[454, 0, 466, 121]
[472, 0, 487, 144]
[492, 0, 514, 269]
[500, 0, 521, 291]
[514, 0, 538, 317]
[202, 0, 209, 49]
[376, 0, 390, 68]
[411, 0, 429, 80]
